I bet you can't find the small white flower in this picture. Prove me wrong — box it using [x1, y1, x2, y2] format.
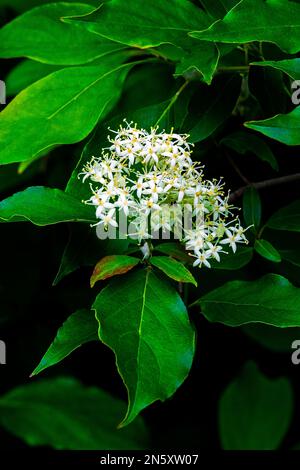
[192, 252, 211, 269]
[140, 198, 161, 216]
[115, 193, 135, 216]
[98, 208, 118, 228]
[205, 242, 224, 262]
[143, 181, 163, 203]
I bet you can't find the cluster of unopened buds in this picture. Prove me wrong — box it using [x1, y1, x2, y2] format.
[80, 120, 248, 268]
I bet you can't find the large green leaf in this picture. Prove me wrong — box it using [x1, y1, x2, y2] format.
[174, 43, 219, 85]
[0, 55, 133, 165]
[31, 309, 98, 376]
[150, 256, 197, 286]
[6, 60, 61, 96]
[267, 200, 300, 232]
[187, 74, 241, 143]
[64, 0, 211, 49]
[221, 131, 278, 170]
[243, 187, 261, 232]
[90, 255, 140, 287]
[245, 107, 300, 145]
[251, 59, 300, 81]
[0, 377, 149, 450]
[93, 268, 195, 426]
[219, 361, 293, 449]
[0, 3, 125, 65]
[197, 274, 300, 327]
[0, 187, 95, 225]
[190, 0, 300, 54]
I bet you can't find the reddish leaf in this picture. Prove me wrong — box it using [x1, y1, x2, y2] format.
[90, 255, 140, 287]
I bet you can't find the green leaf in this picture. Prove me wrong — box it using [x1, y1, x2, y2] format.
[251, 59, 300, 81]
[31, 309, 98, 376]
[267, 200, 300, 232]
[245, 106, 300, 146]
[6, 60, 61, 96]
[175, 43, 220, 85]
[150, 256, 197, 286]
[221, 131, 278, 170]
[209, 246, 253, 270]
[197, 274, 300, 327]
[254, 239, 281, 263]
[219, 361, 293, 450]
[199, 0, 240, 19]
[0, 186, 95, 225]
[93, 269, 195, 426]
[64, 0, 210, 49]
[190, 0, 300, 54]
[0, 55, 133, 165]
[154, 242, 191, 263]
[91, 255, 140, 287]
[243, 187, 261, 232]
[0, 377, 149, 450]
[0, 3, 125, 65]
[188, 74, 241, 143]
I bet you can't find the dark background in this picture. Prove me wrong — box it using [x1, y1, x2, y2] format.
[1, 1, 300, 451]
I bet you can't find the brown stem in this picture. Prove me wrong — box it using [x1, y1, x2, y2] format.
[226, 153, 251, 185]
[229, 173, 300, 203]
[217, 65, 250, 73]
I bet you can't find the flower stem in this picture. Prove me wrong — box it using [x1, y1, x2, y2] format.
[155, 81, 189, 127]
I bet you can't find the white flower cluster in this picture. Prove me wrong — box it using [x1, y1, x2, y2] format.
[81, 121, 248, 268]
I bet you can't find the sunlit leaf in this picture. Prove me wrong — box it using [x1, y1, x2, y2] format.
[0, 3, 124, 65]
[31, 309, 98, 376]
[190, 0, 300, 54]
[93, 269, 195, 426]
[150, 256, 197, 286]
[245, 107, 300, 146]
[197, 274, 300, 327]
[0, 187, 95, 225]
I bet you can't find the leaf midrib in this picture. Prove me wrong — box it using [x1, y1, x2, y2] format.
[201, 299, 296, 313]
[47, 63, 128, 120]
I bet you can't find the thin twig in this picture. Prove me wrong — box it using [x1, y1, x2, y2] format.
[226, 153, 251, 185]
[229, 173, 300, 202]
